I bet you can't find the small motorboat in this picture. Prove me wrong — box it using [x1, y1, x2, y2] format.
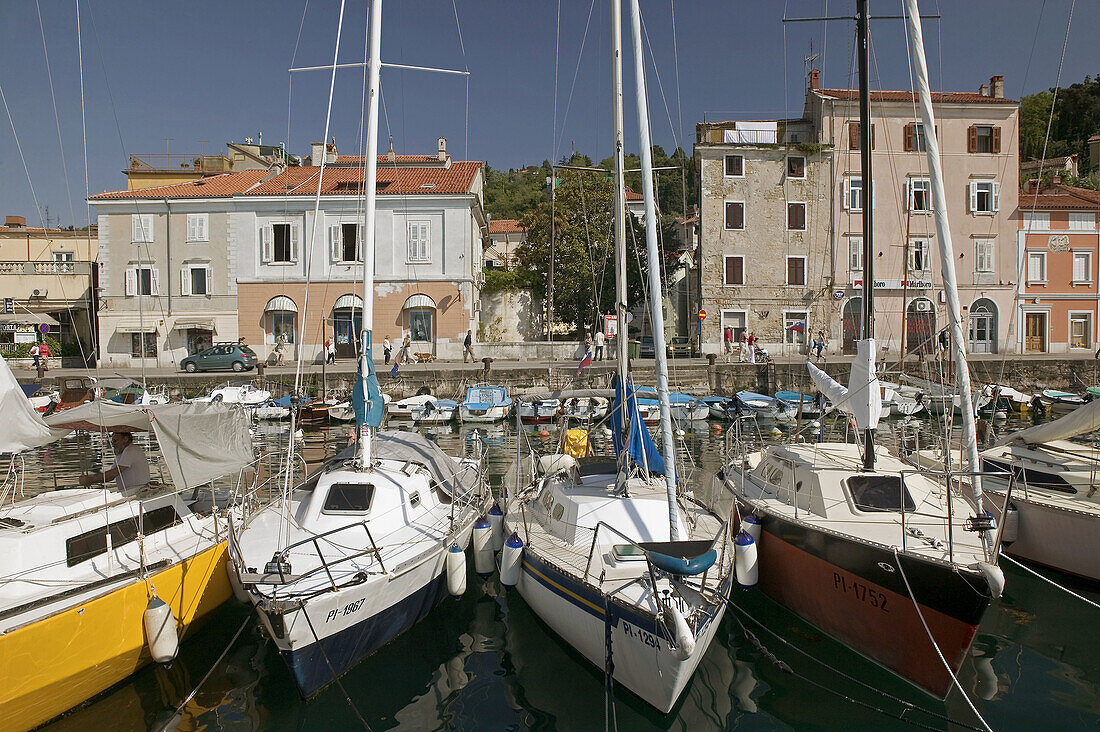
[459, 385, 512, 423]
[387, 393, 436, 420]
[561, 395, 609, 422]
[635, 387, 710, 421]
[517, 397, 562, 424]
[254, 396, 291, 420]
[20, 384, 59, 413]
[774, 390, 823, 418]
[702, 396, 740, 421]
[734, 390, 781, 418]
[412, 397, 458, 424]
[1040, 389, 1087, 417]
[191, 383, 271, 406]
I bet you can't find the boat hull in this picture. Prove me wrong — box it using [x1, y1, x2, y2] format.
[986, 487, 1100, 582]
[745, 509, 990, 698]
[460, 405, 508, 423]
[0, 541, 232, 731]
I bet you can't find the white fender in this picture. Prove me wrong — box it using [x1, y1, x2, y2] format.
[740, 514, 762, 543]
[472, 517, 494, 576]
[977, 561, 1005, 599]
[1000, 504, 1018, 545]
[537, 453, 576, 476]
[499, 532, 524, 588]
[446, 543, 467, 597]
[488, 503, 505, 552]
[663, 602, 695, 661]
[143, 595, 179, 665]
[973, 655, 998, 701]
[735, 531, 759, 587]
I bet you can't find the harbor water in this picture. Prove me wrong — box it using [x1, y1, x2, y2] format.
[24, 412, 1100, 731]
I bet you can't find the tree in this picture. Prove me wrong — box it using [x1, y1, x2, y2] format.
[1019, 75, 1100, 181]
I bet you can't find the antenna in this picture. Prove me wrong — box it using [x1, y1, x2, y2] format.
[804, 40, 820, 90]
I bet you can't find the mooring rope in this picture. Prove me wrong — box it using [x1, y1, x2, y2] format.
[161, 614, 251, 731]
[301, 602, 372, 730]
[999, 551, 1100, 611]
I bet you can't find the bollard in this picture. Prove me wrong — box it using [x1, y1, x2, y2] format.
[481, 356, 493, 376]
[707, 352, 718, 392]
[36, 361, 45, 380]
[256, 361, 266, 386]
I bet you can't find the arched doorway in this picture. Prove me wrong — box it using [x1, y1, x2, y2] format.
[968, 298, 997, 354]
[906, 298, 936, 355]
[264, 295, 298, 362]
[403, 294, 437, 355]
[332, 294, 363, 359]
[842, 297, 862, 355]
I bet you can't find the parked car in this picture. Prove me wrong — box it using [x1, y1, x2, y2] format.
[668, 336, 695, 358]
[638, 336, 655, 359]
[180, 343, 258, 373]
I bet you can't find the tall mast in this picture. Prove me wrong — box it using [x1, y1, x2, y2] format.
[903, 0, 988, 549]
[627, 0, 684, 541]
[856, 0, 875, 471]
[356, 0, 382, 466]
[610, 0, 630, 420]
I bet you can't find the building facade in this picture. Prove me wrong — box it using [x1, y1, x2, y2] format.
[485, 218, 527, 270]
[1016, 181, 1100, 353]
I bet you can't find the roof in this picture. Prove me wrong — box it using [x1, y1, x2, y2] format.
[336, 154, 442, 164]
[0, 225, 98, 235]
[813, 88, 1017, 105]
[89, 160, 483, 201]
[624, 185, 643, 201]
[488, 219, 527, 234]
[1018, 184, 1100, 211]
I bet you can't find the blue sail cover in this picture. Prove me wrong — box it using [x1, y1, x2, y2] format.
[353, 332, 385, 429]
[610, 375, 665, 476]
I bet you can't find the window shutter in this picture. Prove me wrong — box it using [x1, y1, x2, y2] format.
[906, 180, 913, 211]
[151, 269, 160, 296]
[848, 122, 859, 151]
[870, 124, 875, 149]
[181, 266, 191, 296]
[290, 224, 300, 262]
[967, 126, 978, 153]
[904, 123, 914, 152]
[198, 214, 208, 241]
[187, 215, 196, 241]
[125, 268, 136, 297]
[205, 265, 213, 295]
[132, 215, 141, 242]
[992, 182, 1001, 211]
[330, 224, 341, 261]
[420, 223, 430, 260]
[261, 226, 273, 263]
[356, 227, 363, 262]
[992, 126, 1001, 154]
[842, 179, 851, 210]
[968, 182, 977, 213]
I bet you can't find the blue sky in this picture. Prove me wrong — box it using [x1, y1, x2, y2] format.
[0, 0, 1095, 228]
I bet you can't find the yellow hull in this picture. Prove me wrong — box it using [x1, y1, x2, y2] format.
[0, 541, 232, 732]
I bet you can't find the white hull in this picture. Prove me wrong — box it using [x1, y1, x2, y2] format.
[460, 405, 509, 423]
[987, 485, 1100, 582]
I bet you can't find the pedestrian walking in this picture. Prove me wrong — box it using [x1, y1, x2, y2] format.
[383, 336, 392, 364]
[738, 329, 748, 362]
[723, 326, 733, 361]
[30, 342, 40, 370]
[39, 341, 51, 370]
[938, 329, 950, 361]
[463, 329, 476, 363]
[819, 330, 828, 361]
[324, 339, 335, 364]
[594, 330, 605, 361]
[399, 333, 412, 363]
[747, 332, 757, 364]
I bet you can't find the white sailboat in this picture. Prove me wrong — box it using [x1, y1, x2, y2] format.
[501, 0, 732, 713]
[722, 0, 1004, 699]
[228, 0, 488, 698]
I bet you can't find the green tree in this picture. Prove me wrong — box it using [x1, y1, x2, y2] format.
[1019, 76, 1100, 182]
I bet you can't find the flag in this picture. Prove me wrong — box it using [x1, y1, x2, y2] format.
[390, 362, 399, 378]
[577, 350, 593, 376]
[787, 321, 806, 333]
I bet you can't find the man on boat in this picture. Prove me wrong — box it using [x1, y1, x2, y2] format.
[594, 329, 605, 361]
[78, 431, 150, 494]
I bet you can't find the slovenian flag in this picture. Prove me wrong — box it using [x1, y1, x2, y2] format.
[787, 321, 806, 333]
[577, 350, 593, 376]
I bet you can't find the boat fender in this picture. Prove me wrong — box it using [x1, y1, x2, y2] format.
[663, 602, 695, 661]
[446, 543, 467, 596]
[1000, 504, 1018, 545]
[735, 531, 759, 587]
[537, 453, 576, 476]
[488, 503, 505, 552]
[977, 561, 1005, 599]
[740, 514, 762, 543]
[473, 517, 494, 576]
[499, 532, 524, 588]
[143, 595, 179, 665]
[973, 655, 999, 701]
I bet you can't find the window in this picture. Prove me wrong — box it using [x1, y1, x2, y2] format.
[407, 221, 431, 262]
[181, 265, 210, 296]
[52, 251, 74, 262]
[786, 256, 806, 286]
[260, 223, 299, 264]
[1023, 211, 1049, 230]
[724, 201, 744, 230]
[787, 202, 807, 231]
[724, 154, 743, 177]
[786, 156, 806, 179]
[1073, 251, 1091, 283]
[904, 123, 934, 153]
[1070, 313, 1093, 349]
[968, 125, 1000, 154]
[908, 179, 932, 212]
[131, 214, 153, 243]
[724, 255, 744, 286]
[331, 223, 362, 263]
[848, 236, 863, 271]
[1027, 251, 1046, 283]
[322, 483, 375, 513]
[130, 332, 156, 358]
[1069, 213, 1095, 231]
[843, 177, 863, 211]
[409, 309, 433, 341]
[847, 121, 875, 150]
[908, 239, 928, 273]
[969, 181, 1000, 214]
[271, 312, 295, 344]
[975, 239, 994, 273]
[784, 311, 808, 345]
[186, 214, 208, 242]
[125, 266, 158, 297]
[847, 475, 915, 513]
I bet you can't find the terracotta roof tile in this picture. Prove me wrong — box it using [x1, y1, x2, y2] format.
[1018, 184, 1100, 210]
[624, 185, 643, 201]
[814, 88, 1017, 105]
[336, 154, 441, 164]
[488, 219, 527, 234]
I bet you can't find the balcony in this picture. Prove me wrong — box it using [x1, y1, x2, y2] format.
[0, 261, 93, 302]
[127, 153, 232, 174]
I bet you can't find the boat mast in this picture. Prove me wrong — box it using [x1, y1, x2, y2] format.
[627, 0, 684, 541]
[856, 0, 876, 471]
[357, 0, 382, 467]
[903, 0, 988, 540]
[610, 0, 630, 438]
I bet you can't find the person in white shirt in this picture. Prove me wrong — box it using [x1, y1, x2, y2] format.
[79, 431, 150, 494]
[594, 330, 605, 361]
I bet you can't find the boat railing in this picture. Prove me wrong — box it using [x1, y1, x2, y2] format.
[271, 520, 386, 592]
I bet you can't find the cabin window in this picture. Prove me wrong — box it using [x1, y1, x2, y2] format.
[65, 504, 181, 566]
[323, 483, 375, 513]
[66, 527, 108, 567]
[408, 491, 421, 508]
[982, 458, 1077, 494]
[846, 475, 915, 513]
[552, 503, 565, 521]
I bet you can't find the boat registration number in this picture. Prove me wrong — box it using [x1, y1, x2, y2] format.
[833, 572, 888, 612]
[621, 620, 661, 650]
[326, 598, 365, 623]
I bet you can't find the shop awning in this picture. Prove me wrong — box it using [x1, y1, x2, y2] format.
[403, 294, 437, 310]
[333, 294, 364, 310]
[0, 313, 60, 327]
[172, 319, 216, 332]
[115, 319, 159, 333]
[265, 295, 298, 313]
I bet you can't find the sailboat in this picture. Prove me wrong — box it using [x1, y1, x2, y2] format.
[227, 0, 489, 698]
[721, 0, 1004, 699]
[501, 0, 732, 713]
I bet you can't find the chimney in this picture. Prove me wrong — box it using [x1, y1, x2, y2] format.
[326, 138, 338, 164]
[990, 75, 1004, 99]
[979, 83, 989, 97]
[5, 215, 26, 229]
[386, 136, 396, 164]
[1025, 178, 1039, 194]
[311, 141, 324, 166]
[438, 136, 448, 162]
[809, 68, 820, 90]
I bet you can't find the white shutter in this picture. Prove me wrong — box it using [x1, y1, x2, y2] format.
[842, 179, 851, 210]
[187, 215, 197, 241]
[330, 224, 341, 261]
[356, 226, 363, 262]
[205, 265, 213, 295]
[261, 226, 273, 263]
[151, 268, 160, 296]
[198, 214, 208, 241]
[906, 181, 913, 212]
[969, 182, 977, 213]
[125, 268, 136, 297]
[992, 182, 1001, 212]
[420, 223, 430, 260]
[181, 266, 191, 296]
[291, 224, 300, 262]
[132, 215, 141, 242]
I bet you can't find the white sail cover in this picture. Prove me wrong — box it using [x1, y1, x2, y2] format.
[45, 401, 254, 490]
[997, 398, 1100, 446]
[0, 355, 67, 454]
[807, 339, 881, 430]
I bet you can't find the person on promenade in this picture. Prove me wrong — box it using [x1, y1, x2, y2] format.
[738, 329, 748, 362]
[325, 339, 335, 364]
[723, 326, 733, 361]
[399, 333, 412, 363]
[594, 330, 605, 361]
[383, 335, 392, 365]
[747, 332, 757, 364]
[938, 329, 949, 361]
[30, 342, 40, 370]
[463, 330, 476, 363]
[79, 431, 149, 495]
[273, 333, 287, 365]
[39, 341, 51, 370]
